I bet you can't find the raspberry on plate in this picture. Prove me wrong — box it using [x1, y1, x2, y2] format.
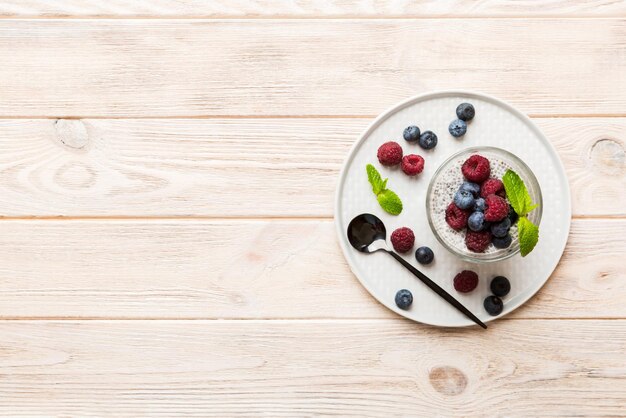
[377, 141, 403, 166]
[480, 178, 504, 198]
[484, 194, 509, 222]
[453, 270, 479, 293]
[461, 154, 491, 183]
[401, 154, 424, 176]
[445, 202, 470, 230]
[390, 227, 415, 253]
[465, 229, 492, 252]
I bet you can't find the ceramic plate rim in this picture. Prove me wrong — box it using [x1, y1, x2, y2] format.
[334, 90, 572, 327]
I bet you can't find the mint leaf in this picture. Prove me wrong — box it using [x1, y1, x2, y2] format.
[502, 169, 536, 217]
[518, 217, 539, 257]
[377, 189, 403, 215]
[366, 164, 385, 195]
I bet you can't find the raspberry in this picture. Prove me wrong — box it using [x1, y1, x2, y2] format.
[445, 202, 470, 230]
[401, 154, 424, 176]
[480, 178, 504, 198]
[390, 227, 415, 253]
[461, 154, 491, 183]
[377, 142, 403, 166]
[453, 270, 479, 293]
[484, 194, 509, 222]
[465, 229, 492, 252]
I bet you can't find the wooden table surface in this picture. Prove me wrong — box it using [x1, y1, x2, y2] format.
[0, 1, 625, 416]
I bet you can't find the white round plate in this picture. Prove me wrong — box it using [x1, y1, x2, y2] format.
[335, 91, 571, 327]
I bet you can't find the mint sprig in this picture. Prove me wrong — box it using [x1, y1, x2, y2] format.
[502, 169, 540, 257]
[366, 164, 402, 215]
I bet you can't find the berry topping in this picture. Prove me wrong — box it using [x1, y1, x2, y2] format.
[453, 270, 479, 293]
[461, 154, 491, 183]
[401, 154, 425, 176]
[465, 229, 492, 252]
[460, 181, 481, 197]
[474, 197, 486, 212]
[377, 141, 403, 166]
[395, 289, 413, 310]
[491, 217, 511, 238]
[492, 234, 512, 249]
[453, 189, 475, 210]
[490, 276, 511, 297]
[484, 295, 503, 316]
[445, 202, 470, 230]
[448, 119, 467, 137]
[415, 246, 434, 265]
[484, 194, 509, 222]
[508, 205, 519, 224]
[403, 125, 421, 142]
[456, 103, 475, 121]
[418, 131, 438, 150]
[468, 211, 486, 232]
[480, 178, 504, 198]
[390, 227, 415, 253]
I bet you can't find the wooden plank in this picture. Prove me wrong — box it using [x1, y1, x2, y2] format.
[1, 0, 625, 18]
[0, 320, 624, 415]
[0, 118, 623, 217]
[1, 19, 625, 117]
[0, 219, 622, 319]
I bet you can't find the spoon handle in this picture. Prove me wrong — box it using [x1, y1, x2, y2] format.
[387, 251, 487, 329]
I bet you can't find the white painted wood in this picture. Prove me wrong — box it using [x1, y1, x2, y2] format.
[0, 320, 623, 416]
[0, 219, 621, 319]
[0, 0, 624, 17]
[0, 20, 625, 117]
[0, 118, 623, 217]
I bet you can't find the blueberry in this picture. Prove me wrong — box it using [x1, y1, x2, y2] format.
[460, 182, 480, 197]
[490, 276, 511, 297]
[474, 197, 486, 212]
[492, 233, 512, 249]
[481, 220, 492, 231]
[467, 211, 486, 232]
[403, 125, 421, 142]
[448, 119, 467, 137]
[508, 206, 519, 224]
[484, 295, 503, 316]
[491, 218, 511, 238]
[456, 103, 475, 121]
[415, 246, 434, 265]
[418, 131, 438, 150]
[454, 189, 475, 210]
[395, 289, 413, 310]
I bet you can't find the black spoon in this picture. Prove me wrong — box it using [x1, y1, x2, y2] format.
[347, 213, 487, 329]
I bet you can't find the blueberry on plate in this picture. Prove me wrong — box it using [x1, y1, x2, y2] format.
[456, 103, 475, 121]
[492, 233, 512, 249]
[468, 211, 486, 232]
[448, 119, 467, 137]
[415, 246, 434, 265]
[491, 218, 511, 238]
[418, 130, 438, 150]
[395, 289, 413, 310]
[460, 181, 481, 197]
[484, 295, 503, 316]
[454, 189, 475, 210]
[490, 276, 511, 297]
[403, 125, 421, 142]
[474, 197, 486, 212]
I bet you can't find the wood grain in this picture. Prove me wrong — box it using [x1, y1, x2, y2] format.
[0, 118, 623, 217]
[0, 219, 622, 319]
[1, 19, 625, 117]
[1, 0, 625, 18]
[0, 320, 624, 416]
